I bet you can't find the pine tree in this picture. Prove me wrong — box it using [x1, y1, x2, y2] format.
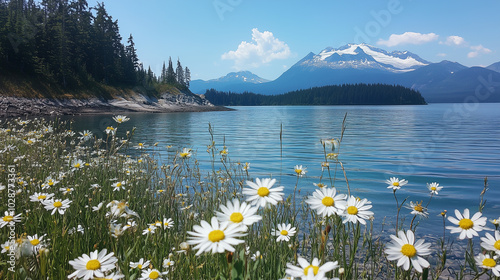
[166, 56, 175, 84]
[184, 66, 191, 87]
[176, 58, 184, 86]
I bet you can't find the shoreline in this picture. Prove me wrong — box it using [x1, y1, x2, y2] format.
[0, 95, 233, 118]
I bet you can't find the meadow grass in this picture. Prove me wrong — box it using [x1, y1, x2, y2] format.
[0, 116, 498, 280]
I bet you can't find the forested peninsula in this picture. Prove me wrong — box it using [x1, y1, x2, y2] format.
[204, 84, 427, 106]
[0, 0, 223, 116]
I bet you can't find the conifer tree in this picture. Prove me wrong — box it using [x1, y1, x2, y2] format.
[176, 58, 184, 86]
[166, 56, 175, 84]
[184, 66, 191, 87]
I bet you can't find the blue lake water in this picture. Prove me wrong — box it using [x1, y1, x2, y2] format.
[68, 103, 500, 235]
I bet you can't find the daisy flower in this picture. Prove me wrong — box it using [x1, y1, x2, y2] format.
[313, 182, 327, 188]
[243, 178, 284, 208]
[162, 218, 174, 230]
[0, 211, 22, 228]
[105, 126, 116, 136]
[1, 241, 15, 253]
[113, 115, 130, 123]
[179, 148, 192, 158]
[112, 181, 126, 191]
[30, 192, 54, 202]
[134, 143, 147, 149]
[162, 258, 175, 269]
[27, 234, 47, 252]
[68, 249, 118, 280]
[272, 223, 297, 242]
[92, 202, 104, 212]
[187, 217, 246, 256]
[216, 199, 262, 230]
[139, 268, 167, 280]
[294, 165, 307, 177]
[251, 251, 263, 261]
[427, 182, 443, 195]
[42, 176, 59, 189]
[385, 230, 431, 273]
[446, 209, 488, 239]
[130, 258, 151, 270]
[60, 187, 74, 195]
[42, 198, 72, 215]
[96, 272, 124, 279]
[342, 196, 374, 225]
[386, 177, 408, 190]
[475, 253, 500, 276]
[405, 201, 428, 217]
[242, 162, 250, 171]
[480, 231, 500, 254]
[142, 225, 157, 235]
[285, 257, 339, 279]
[71, 159, 85, 171]
[305, 187, 347, 217]
[78, 130, 93, 142]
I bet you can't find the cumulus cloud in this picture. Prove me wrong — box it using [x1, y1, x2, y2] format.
[221, 28, 291, 69]
[377, 32, 439, 47]
[440, 35, 467, 46]
[468, 45, 492, 58]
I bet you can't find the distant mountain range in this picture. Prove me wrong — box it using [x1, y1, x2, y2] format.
[190, 44, 500, 103]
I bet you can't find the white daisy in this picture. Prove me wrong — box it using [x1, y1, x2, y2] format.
[386, 177, 408, 190]
[130, 258, 151, 270]
[243, 178, 284, 208]
[42, 198, 72, 215]
[285, 257, 339, 279]
[385, 230, 431, 273]
[113, 115, 130, 123]
[95, 272, 124, 279]
[179, 148, 192, 158]
[112, 181, 126, 191]
[1, 241, 16, 254]
[139, 268, 167, 280]
[162, 218, 174, 230]
[0, 211, 22, 228]
[446, 209, 488, 239]
[475, 253, 500, 276]
[71, 159, 85, 171]
[60, 187, 74, 195]
[27, 234, 47, 252]
[305, 187, 347, 218]
[41, 176, 59, 189]
[251, 251, 263, 261]
[162, 258, 175, 269]
[105, 126, 116, 136]
[405, 201, 428, 218]
[294, 165, 307, 177]
[29, 192, 54, 202]
[78, 130, 93, 142]
[142, 225, 157, 235]
[313, 182, 327, 189]
[480, 231, 500, 254]
[68, 249, 118, 280]
[187, 216, 246, 256]
[92, 202, 104, 212]
[134, 143, 147, 149]
[216, 199, 261, 230]
[272, 223, 297, 242]
[342, 196, 374, 225]
[427, 182, 443, 195]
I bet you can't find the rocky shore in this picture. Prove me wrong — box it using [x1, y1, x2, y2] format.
[0, 92, 232, 118]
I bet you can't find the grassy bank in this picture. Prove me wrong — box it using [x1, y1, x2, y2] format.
[0, 117, 498, 279]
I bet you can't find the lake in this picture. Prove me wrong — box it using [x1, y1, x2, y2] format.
[67, 103, 500, 235]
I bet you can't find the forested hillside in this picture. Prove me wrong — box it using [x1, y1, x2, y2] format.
[204, 84, 427, 106]
[0, 0, 190, 98]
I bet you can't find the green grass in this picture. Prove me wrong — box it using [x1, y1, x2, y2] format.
[0, 117, 498, 280]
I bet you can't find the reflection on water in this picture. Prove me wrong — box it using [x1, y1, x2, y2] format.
[67, 103, 500, 234]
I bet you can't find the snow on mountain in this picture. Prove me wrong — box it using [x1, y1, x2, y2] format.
[304, 43, 429, 72]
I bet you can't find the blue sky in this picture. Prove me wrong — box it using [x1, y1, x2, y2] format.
[102, 0, 500, 81]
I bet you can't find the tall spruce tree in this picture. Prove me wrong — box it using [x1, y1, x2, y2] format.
[176, 58, 184, 86]
[184, 66, 190, 87]
[166, 56, 175, 84]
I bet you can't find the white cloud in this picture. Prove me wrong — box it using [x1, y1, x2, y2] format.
[468, 45, 492, 58]
[440, 35, 467, 46]
[377, 32, 439, 47]
[221, 28, 291, 69]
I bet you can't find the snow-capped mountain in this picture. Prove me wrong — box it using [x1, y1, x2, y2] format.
[300, 44, 430, 72]
[190, 71, 268, 93]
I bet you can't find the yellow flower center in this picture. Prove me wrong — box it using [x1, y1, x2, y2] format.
[48, 180, 54, 186]
[138, 264, 143, 269]
[347, 206, 358, 215]
[393, 182, 400, 186]
[53, 201, 63, 208]
[295, 169, 302, 174]
[322, 196, 334, 207]
[180, 152, 190, 157]
[401, 244, 417, 257]
[3, 216, 13, 222]
[149, 271, 160, 279]
[317, 183, 325, 188]
[230, 212, 244, 223]
[280, 230, 288, 236]
[208, 230, 225, 242]
[257, 187, 270, 197]
[66, 188, 71, 192]
[483, 258, 497, 268]
[303, 265, 319, 276]
[86, 259, 101, 270]
[459, 218, 474, 230]
[413, 204, 423, 212]
[74, 163, 80, 168]
[30, 239, 40, 246]
[431, 186, 437, 191]
[5, 246, 9, 250]
[494, 240, 500, 250]
[116, 182, 122, 188]
[138, 143, 143, 146]
[27, 140, 33, 144]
